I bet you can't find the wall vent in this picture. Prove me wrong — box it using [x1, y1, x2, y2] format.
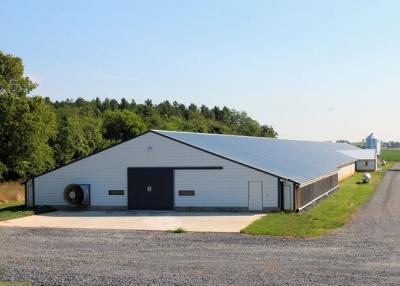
[109, 190, 124, 196]
[179, 190, 195, 196]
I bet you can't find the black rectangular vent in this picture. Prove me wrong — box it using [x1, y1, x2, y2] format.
[179, 190, 195, 196]
[109, 190, 124, 195]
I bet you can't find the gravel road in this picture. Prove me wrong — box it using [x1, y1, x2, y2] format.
[1, 166, 400, 285]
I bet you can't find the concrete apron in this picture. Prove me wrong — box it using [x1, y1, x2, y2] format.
[0, 211, 264, 233]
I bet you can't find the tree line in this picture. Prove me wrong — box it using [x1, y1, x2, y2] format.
[0, 51, 277, 181]
[382, 142, 400, 149]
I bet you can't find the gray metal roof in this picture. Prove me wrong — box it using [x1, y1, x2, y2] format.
[338, 149, 377, 160]
[153, 130, 359, 185]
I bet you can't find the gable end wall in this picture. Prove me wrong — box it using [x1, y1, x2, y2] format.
[34, 132, 278, 208]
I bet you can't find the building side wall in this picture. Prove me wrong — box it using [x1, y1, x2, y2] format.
[338, 163, 356, 181]
[34, 132, 279, 209]
[174, 169, 278, 208]
[296, 173, 338, 210]
[356, 160, 377, 171]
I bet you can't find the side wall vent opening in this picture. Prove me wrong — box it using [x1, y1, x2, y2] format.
[109, 190, 124, 196]
[179, 190, 195, 196]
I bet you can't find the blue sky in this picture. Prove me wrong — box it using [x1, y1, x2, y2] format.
[2, 0, 400, 141]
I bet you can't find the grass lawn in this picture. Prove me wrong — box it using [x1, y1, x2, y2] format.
[0, 201, 54, 222]
[382, 161, 395, 170]
[0, 181, 54, 222]
[0, 201, 35, 222]
[0, 282, 31, 286]
[381, 149, 400, 162]
[241, 171, 385, 237]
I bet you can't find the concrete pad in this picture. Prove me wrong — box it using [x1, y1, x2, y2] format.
[0, 211, 264, 233]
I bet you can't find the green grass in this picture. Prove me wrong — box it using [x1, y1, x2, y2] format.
[0, 282, 31, 286]
[168, 227, 186, 233]
[381, 149, 400, 162]
[382, 161, 395, 170]
[241, 171, 385, 237]
[0, 201, 54, 222]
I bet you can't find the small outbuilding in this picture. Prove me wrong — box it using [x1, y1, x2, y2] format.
[338, 149, 378, 171]
[25, 130, 363, 212]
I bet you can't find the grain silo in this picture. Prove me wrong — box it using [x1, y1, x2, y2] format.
[365, 133, 381, 155]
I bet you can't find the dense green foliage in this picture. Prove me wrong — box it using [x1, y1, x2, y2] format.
[0, 51, 277, 181]
[241, 171, 384, 237]
[0, 52, 57, 180]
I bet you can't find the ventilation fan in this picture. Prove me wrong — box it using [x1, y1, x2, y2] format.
[64, 184, 90, 206]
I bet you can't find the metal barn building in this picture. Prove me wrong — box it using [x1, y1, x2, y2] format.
[338, 149, 378, 171]
[25, 130, 363, 212]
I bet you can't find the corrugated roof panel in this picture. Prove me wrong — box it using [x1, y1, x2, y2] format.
[153, 130, 358, 184]
[338, 149, 376, 160]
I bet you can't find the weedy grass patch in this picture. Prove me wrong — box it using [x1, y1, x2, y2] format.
[168, 227, 186, 233]
[0, 201, 55, 222]
[0, 182, 24, 203]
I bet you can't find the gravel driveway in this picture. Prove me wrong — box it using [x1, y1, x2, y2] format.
[1, 166, 400, 285]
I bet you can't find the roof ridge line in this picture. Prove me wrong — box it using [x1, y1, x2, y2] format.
[152, 129, 356, 145]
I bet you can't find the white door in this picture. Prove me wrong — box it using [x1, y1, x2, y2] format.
[248, 181, 263, 211]
[283, 183, 293, 211]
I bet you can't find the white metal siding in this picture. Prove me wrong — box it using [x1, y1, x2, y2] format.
[356, 160, 377, 171]
[175, 168, 277, 208]
[338, 163, 355, 181]
[34, 132, 278, 208]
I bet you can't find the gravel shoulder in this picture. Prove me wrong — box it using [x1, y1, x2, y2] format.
[1, 166, 400, 285]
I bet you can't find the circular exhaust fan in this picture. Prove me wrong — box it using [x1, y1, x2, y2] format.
[64, 184, 90, 206]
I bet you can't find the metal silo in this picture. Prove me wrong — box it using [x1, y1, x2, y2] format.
[365, 133, 381, 155]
